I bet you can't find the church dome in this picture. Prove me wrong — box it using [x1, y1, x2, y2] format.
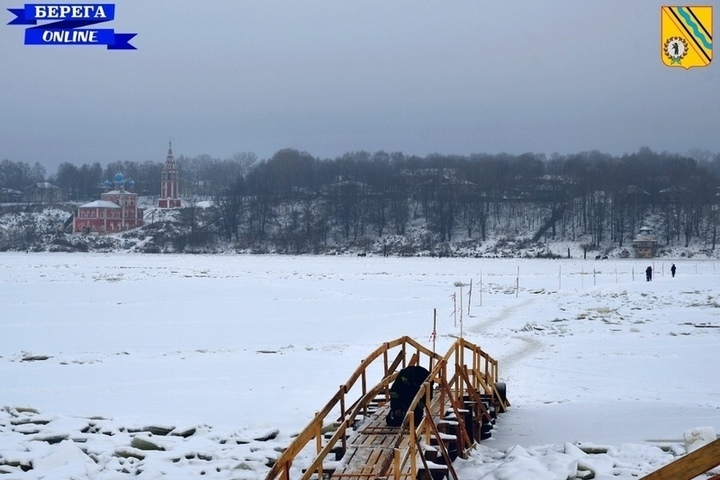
[113, 172, 126, 189]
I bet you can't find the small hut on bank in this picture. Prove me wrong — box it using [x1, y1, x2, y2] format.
[633, 226, 657, 258]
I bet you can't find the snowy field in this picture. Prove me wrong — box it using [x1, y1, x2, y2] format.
[1, 253, 719, 479]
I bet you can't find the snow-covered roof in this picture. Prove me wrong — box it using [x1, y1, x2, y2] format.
[78, 200, 121, 209]
[104, 190, 137, 195]
[26, 182, 61, 190]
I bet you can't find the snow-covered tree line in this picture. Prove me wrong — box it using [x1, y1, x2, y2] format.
[1, 147, 719, 254]
[206, 148, 720, 254]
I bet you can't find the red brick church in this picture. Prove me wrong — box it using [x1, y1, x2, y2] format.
[74, 172, 144, 234]
[158, 142, 182, 208]
[74, 144, 181, 234]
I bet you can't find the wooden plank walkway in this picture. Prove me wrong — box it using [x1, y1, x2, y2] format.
[330, 397, 455, 480]
[331, 404, 400, 480]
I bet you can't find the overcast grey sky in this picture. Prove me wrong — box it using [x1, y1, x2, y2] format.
[1, 1, 718, 171]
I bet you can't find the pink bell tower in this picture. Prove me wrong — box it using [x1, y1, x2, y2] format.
[158, 142, 182, 209]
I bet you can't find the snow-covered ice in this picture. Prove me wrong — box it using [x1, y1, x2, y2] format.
[1, 253, 719, 479]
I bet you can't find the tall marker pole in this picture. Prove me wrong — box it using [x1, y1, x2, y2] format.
[480, 271, 483, 307]
[459, 285, 463, 337]
[451, 293, 457, 327]
[467, 279, 473, 316]
[431, 309, 437, 357]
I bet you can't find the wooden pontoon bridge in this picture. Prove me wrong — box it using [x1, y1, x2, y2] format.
[264, 336, 509, 480]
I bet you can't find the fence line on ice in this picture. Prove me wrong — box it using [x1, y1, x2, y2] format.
[453, 260, 718, 308]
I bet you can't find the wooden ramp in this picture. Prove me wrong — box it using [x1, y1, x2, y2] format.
[264, 337, 509, 480]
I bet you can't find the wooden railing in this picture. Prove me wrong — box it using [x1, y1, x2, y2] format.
[639, 438, 720, 480]
[263, 336, 508, 480]
[379, 337, 509, 480]
[264, 336, 442, 480]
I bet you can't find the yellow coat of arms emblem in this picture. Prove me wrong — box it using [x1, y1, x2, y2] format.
[661, 6, 712, 69]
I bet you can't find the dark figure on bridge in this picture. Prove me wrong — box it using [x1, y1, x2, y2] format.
[671, 264, 676, 278]
[386, 366, 431, 427]
[646, 266, 653, 282]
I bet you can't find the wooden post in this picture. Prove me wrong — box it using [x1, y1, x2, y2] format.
[340, 391, 347, 453]
[361, 368, 367, 416]
[409, 411, 417, 480]
[393, 448, 400, 480]
[424, 387, 432, 446]
[383, 350, 389, 377]
[315, 414, 323, 479]
[437, 364, 445, 419]
[282, 461, 291, 480]
[474, 348, 480, 388]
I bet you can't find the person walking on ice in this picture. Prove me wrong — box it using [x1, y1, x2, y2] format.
[645, 265, 653, 281]
[671, 263, 676, 277]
